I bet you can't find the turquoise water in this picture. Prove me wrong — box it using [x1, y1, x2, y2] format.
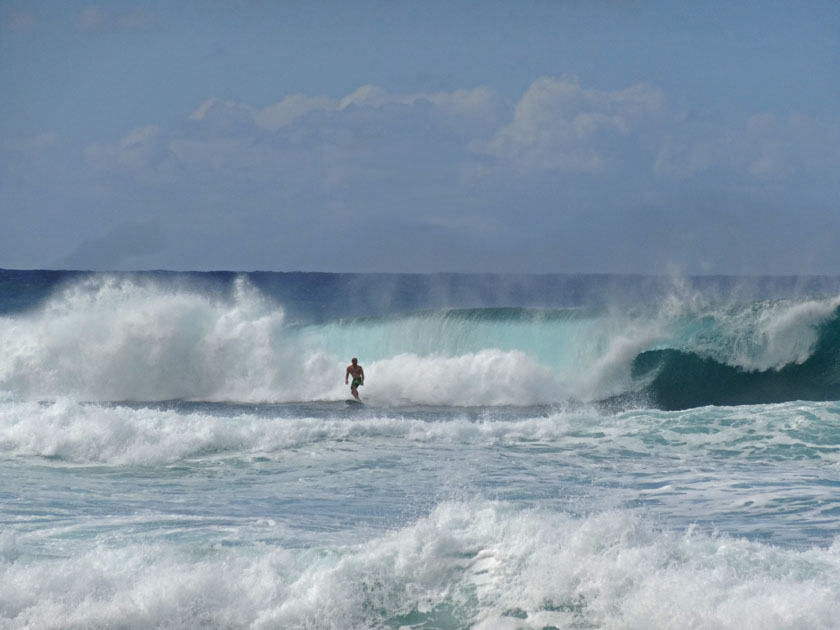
[1, 271, 839, 628]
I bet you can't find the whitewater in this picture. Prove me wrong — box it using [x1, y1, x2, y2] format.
[1, 270, 839, 629]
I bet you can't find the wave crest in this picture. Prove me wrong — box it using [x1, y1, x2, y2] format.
[2, 275, 840, 408]
[3, 502, 838, 629]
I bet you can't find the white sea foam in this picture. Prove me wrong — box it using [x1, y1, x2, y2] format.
[1, 275, 838, 405]
[0, 275, 320, 401]
[364, 350, 562, 405]
[0, 276, 572, 405]
[1, 398, 837, 467]
[2, 502, 838, 629]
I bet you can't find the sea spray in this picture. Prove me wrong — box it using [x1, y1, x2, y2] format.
[0, 276, 335, 402]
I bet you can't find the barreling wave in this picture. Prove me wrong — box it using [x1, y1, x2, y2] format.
[631, 308, 840, 410]
[1, 273, 839, 409]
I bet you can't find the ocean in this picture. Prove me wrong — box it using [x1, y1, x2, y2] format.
[1, 270, 838, 629]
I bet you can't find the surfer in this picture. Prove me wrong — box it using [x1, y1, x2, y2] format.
[345, 358, 365, 402]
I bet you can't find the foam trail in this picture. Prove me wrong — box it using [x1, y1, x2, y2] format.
[2, 503, 838, 629]
[2, 398, 838, 466]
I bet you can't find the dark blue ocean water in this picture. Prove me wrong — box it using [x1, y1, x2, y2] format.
[1, 270, 839, 628]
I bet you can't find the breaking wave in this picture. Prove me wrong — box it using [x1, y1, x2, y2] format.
[3, 502, 839, 629]
[1, 274, 838, 408]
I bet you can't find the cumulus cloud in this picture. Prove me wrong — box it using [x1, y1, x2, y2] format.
[97, 79, 671, 186]
[339, 84, 504, 123]
[101, 84, 507, 195]
[252, 95, 338, 131]
[188, 85, 506, 136]
[473, 76, 665, 173]
[654, 112, 840, 182]
[6, 71, 840, 273]
[86, 125, 168, 172]
[57, 77, 840, 197]
[77, 77, 840, 225]
[4, 75, 840, 272]
[188, 98, 258, 129]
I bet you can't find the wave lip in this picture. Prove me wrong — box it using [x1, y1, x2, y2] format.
[630, 306, 840, 410]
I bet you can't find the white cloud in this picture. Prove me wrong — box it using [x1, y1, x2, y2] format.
[117, 126, 165, 169]
[187, 98, 259, 133]
[253, 95, 338, 131]
[338, 84, 506, 134]
[339, 85, 394, 109]
[86, 125, 166, 172]
[7, 76, 840, 273]
[474, 76, 665, 173]
[336, 84, 493, 110]
[76, 78, 840, 225]
[186, 85, 505, 136]
[160, 84, 508, 189]
[654, 112, 840, 182]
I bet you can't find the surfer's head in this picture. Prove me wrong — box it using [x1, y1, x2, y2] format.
[351, 357, 358, 364]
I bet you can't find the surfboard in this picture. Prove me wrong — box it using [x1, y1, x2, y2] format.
[345, 399, 363, 406]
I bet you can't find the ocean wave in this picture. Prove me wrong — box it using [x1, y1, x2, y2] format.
[631, 306, 840, 409]
[0, 275, 335, 402]
[1, 398, 837, 466]
[2, 502, 838, 629]
[1, 275, 839, 408]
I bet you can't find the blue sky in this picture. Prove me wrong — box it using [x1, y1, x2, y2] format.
[2, 1, 839, 273]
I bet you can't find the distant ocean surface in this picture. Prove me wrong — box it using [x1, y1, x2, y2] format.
[1, 270, 839, 629]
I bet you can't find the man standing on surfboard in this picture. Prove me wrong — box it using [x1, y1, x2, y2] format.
[345, 358, 365, 402]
